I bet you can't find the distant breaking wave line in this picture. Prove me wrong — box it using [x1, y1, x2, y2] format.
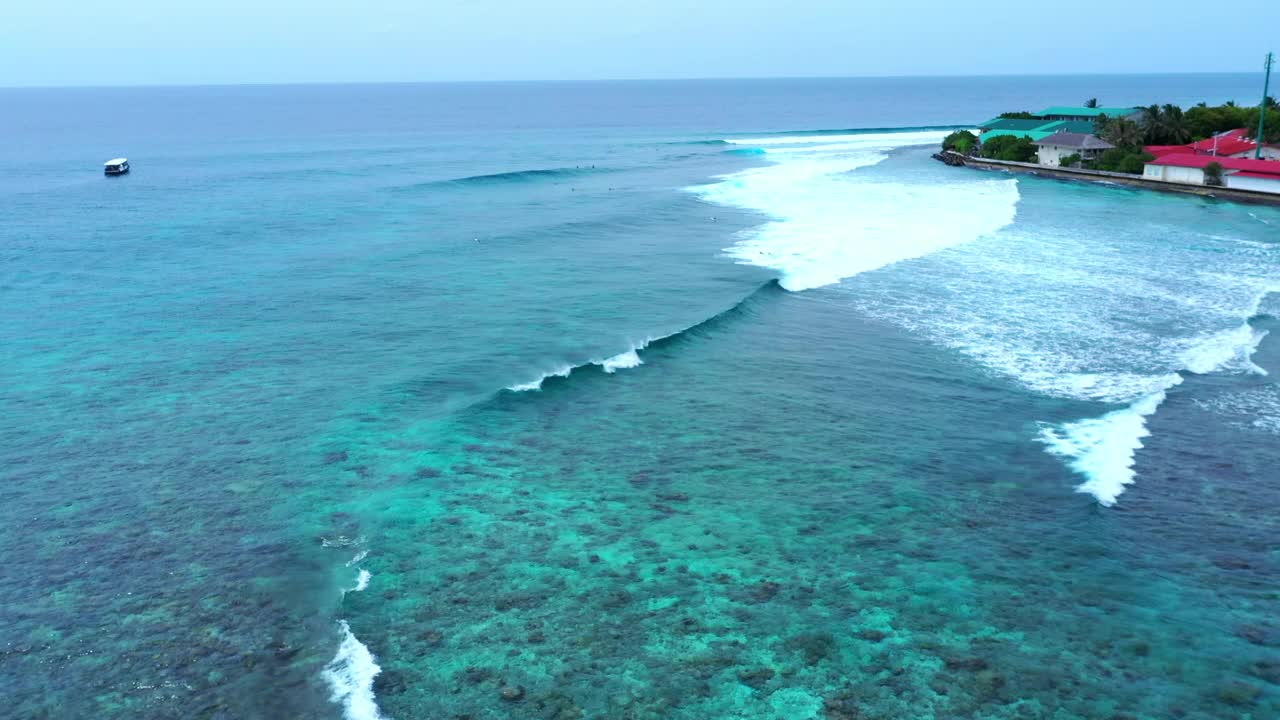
[724, 124, 969, 140]
[393, 166, 608, 192]
[504, 281, 781, 393]
[505, 338, 659, 392]
[449, 167, 603, 185]
[723, 129, 961, 147]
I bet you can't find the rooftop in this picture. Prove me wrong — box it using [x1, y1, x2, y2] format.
[1187, 129, 1258, 156]
[1032, 132, 1115, 151]
[104, 158, 128, 165]
[977, 120, 1096, 143]
[979, 118, 1054, 131]
[1148, 153, 1280, 176]
[1036, 106, 1139, 118]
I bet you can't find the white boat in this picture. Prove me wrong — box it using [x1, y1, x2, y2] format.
[104, 158, 130, 176]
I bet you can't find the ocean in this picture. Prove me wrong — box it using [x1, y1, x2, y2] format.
[1, 75, 1277, 720]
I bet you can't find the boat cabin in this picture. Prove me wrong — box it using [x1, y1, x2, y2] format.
[104, 158, 130, 176]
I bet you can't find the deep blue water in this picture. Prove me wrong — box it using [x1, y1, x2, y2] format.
[2, 76, 1278, 719]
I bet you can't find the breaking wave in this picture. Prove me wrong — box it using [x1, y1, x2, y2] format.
[505, 282, 781, 393]
[836, 184, 1278, 506]
[691, 130, 1018, 291]
[505, 338, 658, 392]
[1035, 299, 1272, 505]
[716, 128, 1280, 506]
[323, 621, 386, 720]
[1039, 389, 1171, 506]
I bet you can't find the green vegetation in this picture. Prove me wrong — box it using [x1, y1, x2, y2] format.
[1088, 113, 1163, 174]
[1186, 101, 1280, 143]
[1089, 148, 1155, 174]
[980, 135, 1037, 162]
[1058, 153, 1082, 168]
[1137, 104, 1192, 145]
[1094, 115, 1137, 147]
[941, 130, 978, 155]
[1204, 161, 1225, 187]
[956, 96, 1279, 175]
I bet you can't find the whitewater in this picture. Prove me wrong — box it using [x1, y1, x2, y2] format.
[325, 555, 386, 720]
[694, 128, 1280, 506]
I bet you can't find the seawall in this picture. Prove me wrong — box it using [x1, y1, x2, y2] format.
[933, 151, 1280, 206]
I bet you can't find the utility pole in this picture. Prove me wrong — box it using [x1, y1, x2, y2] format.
[1257, 52, 1274, 159]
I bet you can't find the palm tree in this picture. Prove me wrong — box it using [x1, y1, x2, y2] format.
[1084, 98, 1099, 108]
[1103, 118, 1143, 149]
[1094, 113, 1113, 138]
[1140, 104, 1164, 144]
[1161, 104, 1191, 144]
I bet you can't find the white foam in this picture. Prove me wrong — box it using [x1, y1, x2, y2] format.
[693, 131, 1019, 291]
[322, 621, 386, 720]
[322, 535, 366, 549]
[1195, 385, 1280, 434]
[506, 364, 573, 392]
[346, 550, 369, 567]
[819, 182, 1279, 505]
[597, 348, 643, 373]
[352, 569, 371, 593]
[507, 338, 658, 392]
[1039, 385, 1176, 506]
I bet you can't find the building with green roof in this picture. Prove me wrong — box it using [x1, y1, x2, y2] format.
[1036, 106, 1141, 121]
[977, 119, 1097, 144]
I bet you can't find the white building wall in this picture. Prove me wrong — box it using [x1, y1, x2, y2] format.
[1225, 174, 1280, 194]
[1036, 144, 1091, 167]
[1163, 166, 1206, 185]
[1037, 145, 1065, 166]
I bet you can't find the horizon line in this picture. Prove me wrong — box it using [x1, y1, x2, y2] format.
[0, 70, 1262, 92]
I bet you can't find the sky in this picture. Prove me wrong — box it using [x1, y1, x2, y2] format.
[2, 0, 1276, 87]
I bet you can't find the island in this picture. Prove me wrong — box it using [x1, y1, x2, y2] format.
[936, 99, 1280, 203]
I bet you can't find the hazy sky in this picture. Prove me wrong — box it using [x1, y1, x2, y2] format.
[3, 0, 1276, 87]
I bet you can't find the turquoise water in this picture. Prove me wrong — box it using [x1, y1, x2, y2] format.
[2, 77, 1277, 719]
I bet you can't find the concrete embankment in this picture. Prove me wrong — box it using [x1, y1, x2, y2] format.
[933, 151, 1280, 206]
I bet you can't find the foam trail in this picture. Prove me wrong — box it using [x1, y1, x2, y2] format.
[1180, 322, 1270, 376]
[323, 621, 386, 720]
[1039, 386, 1176, 506]
[346, 549, 369, 567]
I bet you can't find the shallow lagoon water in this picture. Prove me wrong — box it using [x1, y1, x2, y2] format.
[1, 77, 1277, 719]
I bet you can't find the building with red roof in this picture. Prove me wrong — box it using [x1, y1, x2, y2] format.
[1143, 153, 1280, 194]
[1143, 128, 1280, 161]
